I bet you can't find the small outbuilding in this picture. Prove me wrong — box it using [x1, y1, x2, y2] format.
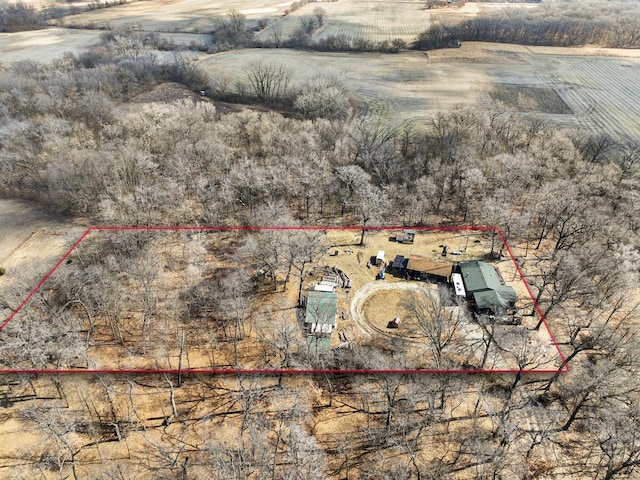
[304, 291, 338, 332]
[391, 255, 409, 273]
[395, 230, 416, 244]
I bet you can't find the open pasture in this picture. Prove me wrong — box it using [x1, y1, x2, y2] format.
[199, 48, 490, 125]
[200, 43, 640, 139]
[0, 28, 101, 64]
[256, 0, 430, 44]
[59, 0, 294, 32]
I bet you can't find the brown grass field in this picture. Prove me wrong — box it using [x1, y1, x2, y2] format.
[198, 43, 640, 139]
[0, 200, 87, 326]
[58, 0, 294, 32]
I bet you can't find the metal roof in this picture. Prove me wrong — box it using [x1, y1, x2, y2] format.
[306, 336, 331, 354]
[391, 255, 408, 269]
[305, 291, 338, 326]
[458, 260, 502, 292]
[458, 261, 517, 309]
[472, 288, 517, 310]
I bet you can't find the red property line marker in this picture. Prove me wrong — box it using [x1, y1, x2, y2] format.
[0, 227, 93, 332]
[0, 225, 567, 375]
[0, 368, 566, 375]
[496, 228, 569, 373]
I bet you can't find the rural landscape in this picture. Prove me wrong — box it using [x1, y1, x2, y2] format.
[0, 0, 639, 478]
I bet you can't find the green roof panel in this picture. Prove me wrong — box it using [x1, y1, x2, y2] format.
[305, 291, 338, 326]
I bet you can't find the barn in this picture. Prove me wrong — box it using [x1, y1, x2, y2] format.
[304, 291, 338, 333]
[454, 261, 517, 314]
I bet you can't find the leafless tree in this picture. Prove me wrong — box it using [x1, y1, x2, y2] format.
[284, 230, 328, 305]
[245, 61, 292, 103]
[403, 285, 465, 368]
[313, 7, 327, 26]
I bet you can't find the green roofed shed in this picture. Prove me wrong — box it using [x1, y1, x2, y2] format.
[305, 291, 338, 327]
[472, 288, 518, 311]
[458, 261, 517, 311]
[459, 261, 502, 292]
[306, 336, 331, 355]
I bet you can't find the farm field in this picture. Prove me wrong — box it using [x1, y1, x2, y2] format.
[0, 28, 101, 64]
[0, 227, 563, 373]
[59, 0, 294, 32]
[256, 0, 430, 44]
[199, 43, 640, 139]
[200, 48, 491, 124]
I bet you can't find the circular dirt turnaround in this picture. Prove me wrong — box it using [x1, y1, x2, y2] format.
[350, 281, 436, 341]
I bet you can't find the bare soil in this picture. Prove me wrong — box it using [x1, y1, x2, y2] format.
[0, 199, 85, 320]
[491, 85, 573, 115]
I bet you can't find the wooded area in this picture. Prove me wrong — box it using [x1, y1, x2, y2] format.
[0, 13, 639, 478]
[419, 1, 640, 50]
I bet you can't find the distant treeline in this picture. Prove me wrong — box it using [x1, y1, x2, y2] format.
[0, 2, 45, 32]
[418, 2, 640, 49]
[0, 0, 133, 33]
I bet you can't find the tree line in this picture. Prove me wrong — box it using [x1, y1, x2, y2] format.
[0, 0, 137, 33]
[418, 1, 640, 49]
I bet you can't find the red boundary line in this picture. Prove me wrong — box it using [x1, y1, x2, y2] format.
[0, 225, 568, 375]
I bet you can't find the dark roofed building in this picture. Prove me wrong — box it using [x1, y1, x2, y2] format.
[456, 261, 517, 313]
[395, 230, 416, 244]
[391, 254, 409, 272]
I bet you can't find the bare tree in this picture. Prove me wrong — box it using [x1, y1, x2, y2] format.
[245, 61, 292, 103]
[403, 285, 464, 368]
[271, 22, 283, 48]
[313, 7, 327, 26]
[284, 230, 328, 306]
[336, 165, 389, 245]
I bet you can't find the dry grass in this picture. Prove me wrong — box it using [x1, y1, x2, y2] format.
[0, 27, 101, 64]
[58, 0, 293, 32]
[257, 0, 431, 44]
[198, 43, 640, 138]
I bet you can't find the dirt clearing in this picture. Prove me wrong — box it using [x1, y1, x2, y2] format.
[0, 199, 85, 322]
[1, 227, 563, 372]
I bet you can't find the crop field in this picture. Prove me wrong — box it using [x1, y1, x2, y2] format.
[59, 0, 294, 32]
[256, 0, 430, 44]
[542, 56, 640, 139]
[200, 43, 640, 139]
[0, 28, 101, 64]
[199, 48, 490, 125]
